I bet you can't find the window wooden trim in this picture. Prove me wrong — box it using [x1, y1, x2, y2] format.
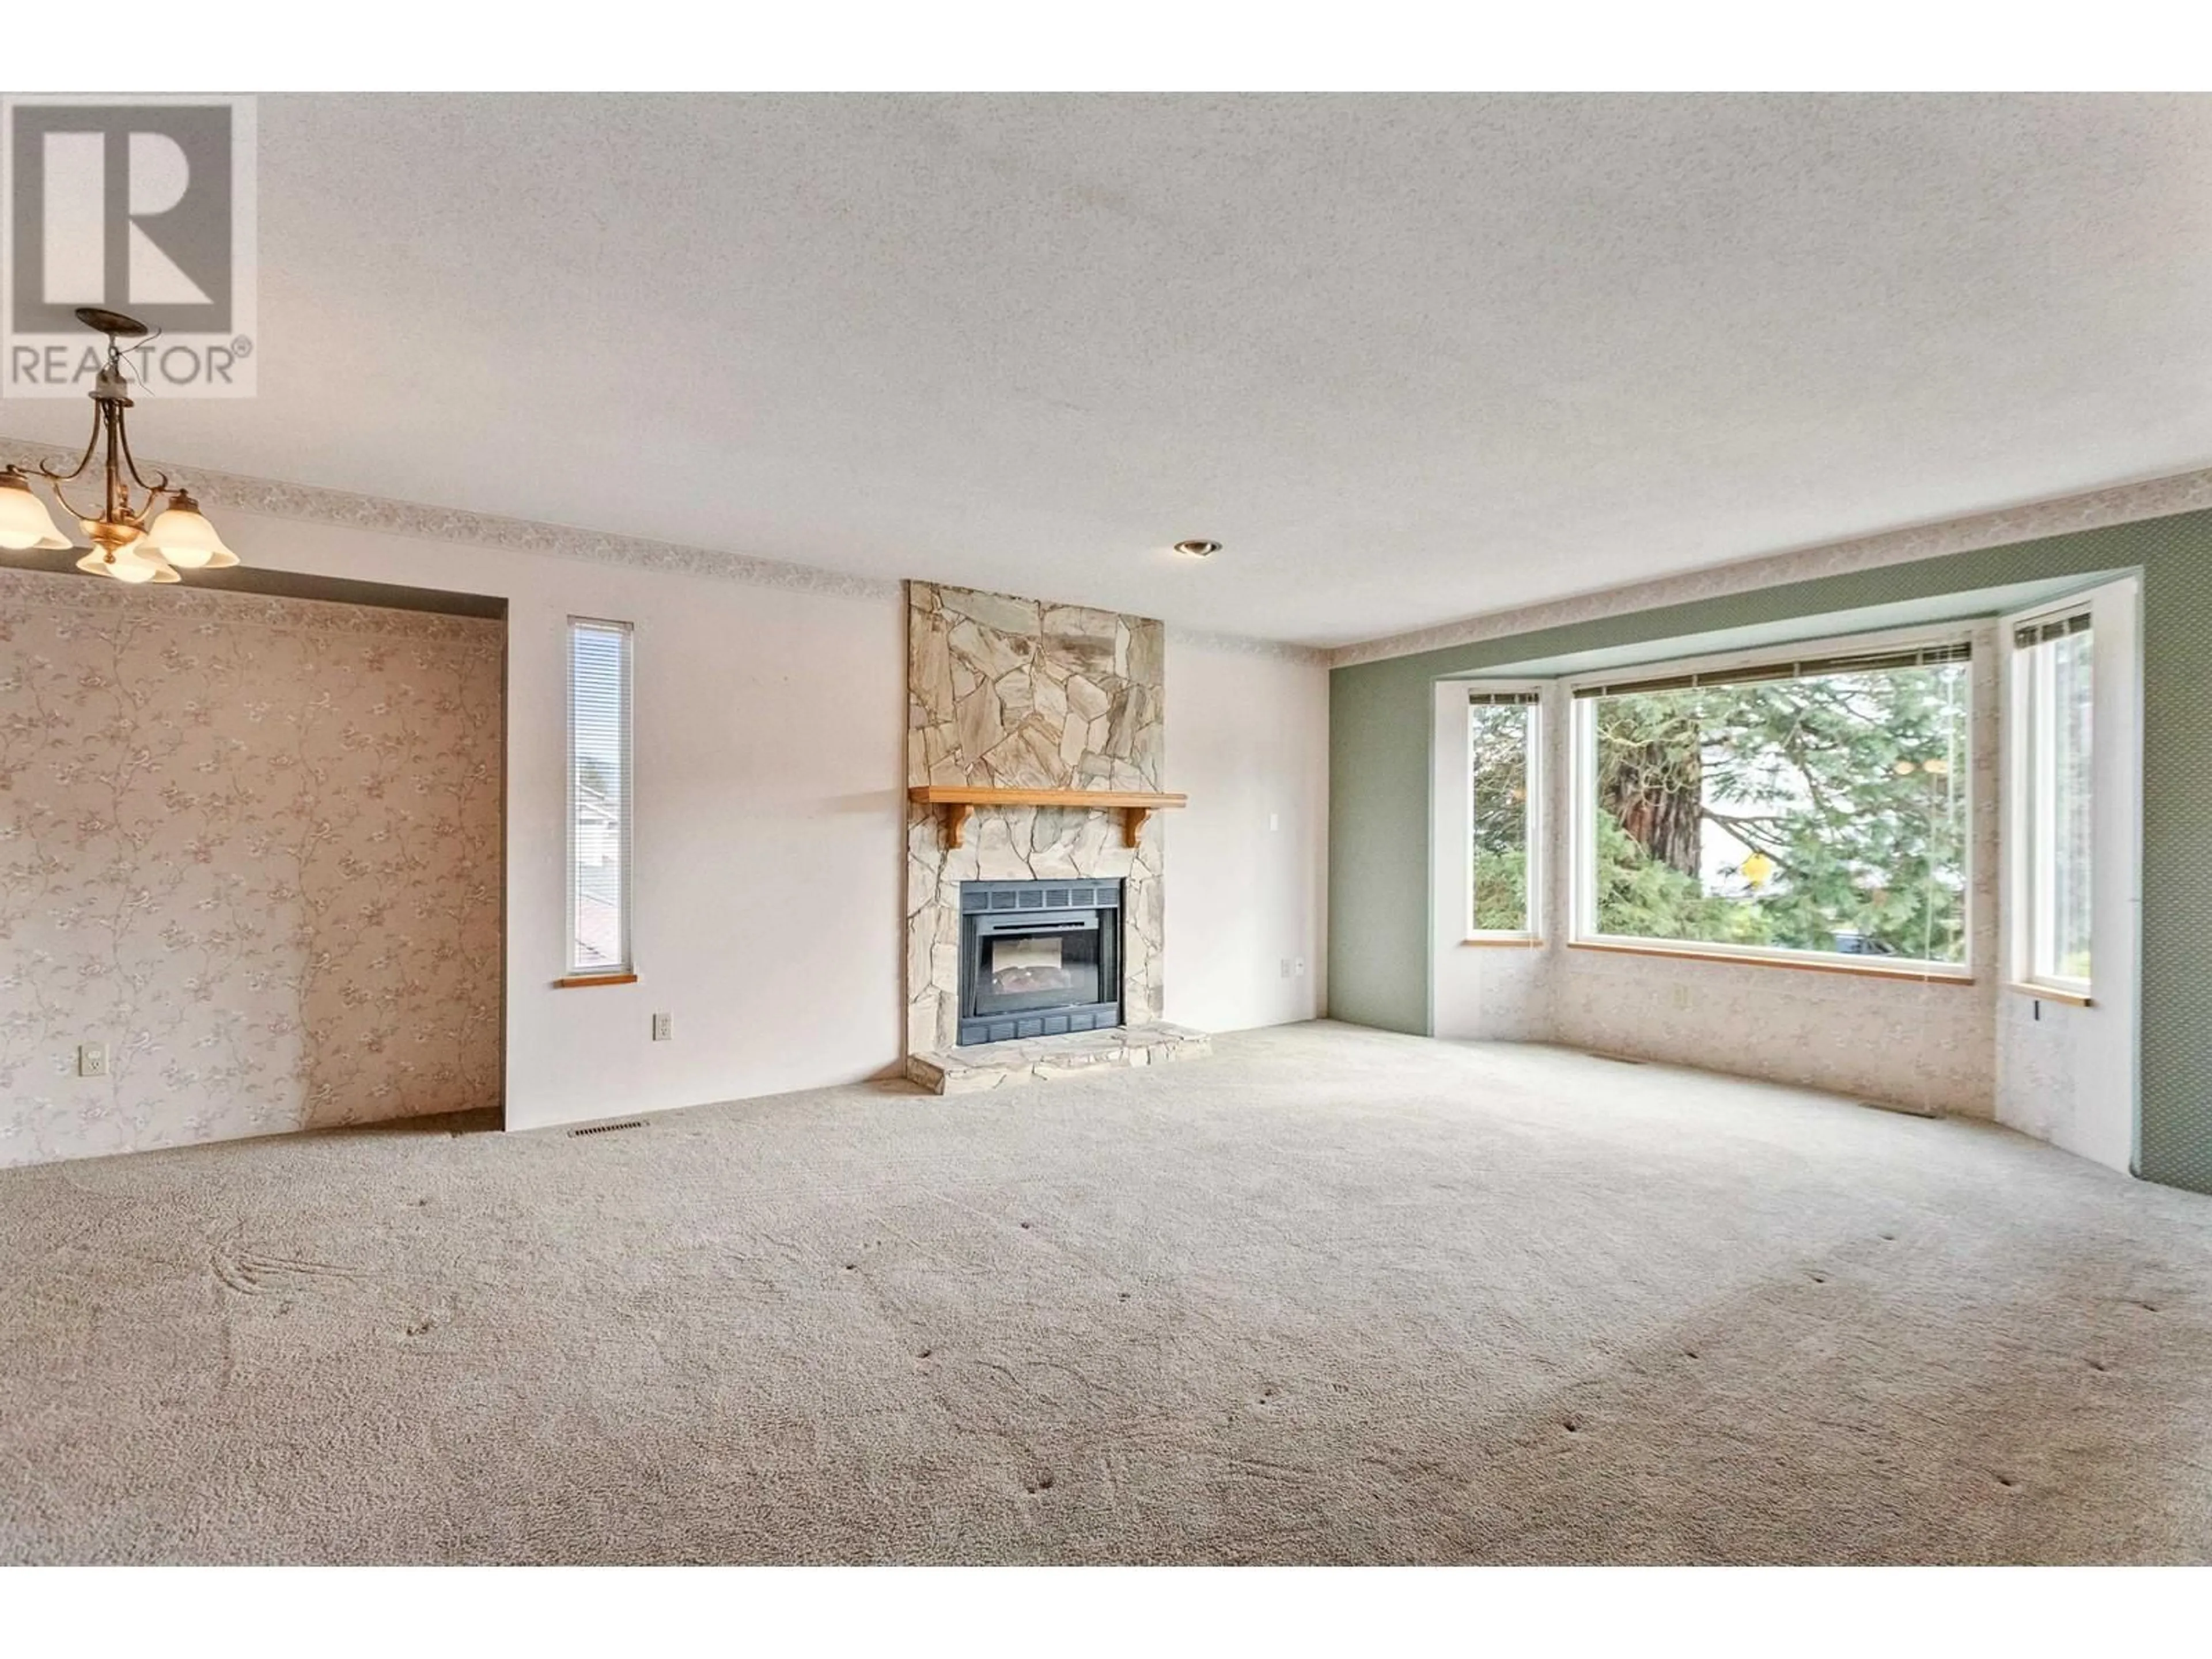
[2007, 979, 2092, 1008]
[554, 972, 639, 990]
[1569, 939, 1975, 984]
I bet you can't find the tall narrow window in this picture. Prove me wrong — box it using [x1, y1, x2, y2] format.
[2017, 611, 2093, 990]
[1571, 639, 1971, 969]
[1469, 690, 1541, 937]
[568, 619, 633, 977]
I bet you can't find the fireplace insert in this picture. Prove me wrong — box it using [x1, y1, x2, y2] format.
[957, 878, 1123, 1046]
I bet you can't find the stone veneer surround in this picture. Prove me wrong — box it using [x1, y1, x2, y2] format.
[906, 581, 1167, 1061]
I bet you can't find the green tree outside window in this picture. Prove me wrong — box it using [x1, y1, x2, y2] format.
[1588, 664, 1968, 962]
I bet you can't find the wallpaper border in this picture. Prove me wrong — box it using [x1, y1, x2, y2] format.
[0, 436, 1324, 665]
[12, 431, 2202, 674]
[0, 567, 504, 643]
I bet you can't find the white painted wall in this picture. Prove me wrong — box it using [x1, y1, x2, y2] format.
[213, 509, 906, 1130]
[1164, 640, 1330, 1032]
[1995, 578, 2143, 1174]
[183, 507, 1328, 1133]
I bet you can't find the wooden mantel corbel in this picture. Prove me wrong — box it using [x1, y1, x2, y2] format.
[908, 786, 1189, 849]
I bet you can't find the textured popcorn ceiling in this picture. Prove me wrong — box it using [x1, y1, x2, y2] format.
[10, 93, 2212, 646]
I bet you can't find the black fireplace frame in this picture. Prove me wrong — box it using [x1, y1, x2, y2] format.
[957, 878, 1124, 1046]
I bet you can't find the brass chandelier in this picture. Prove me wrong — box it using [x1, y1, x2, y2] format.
[0, 307, 240, 584]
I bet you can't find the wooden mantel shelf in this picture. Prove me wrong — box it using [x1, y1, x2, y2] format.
[908, 786, 1188, 849]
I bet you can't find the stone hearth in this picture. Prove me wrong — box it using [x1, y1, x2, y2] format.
[906, 1021, 1213, 1095]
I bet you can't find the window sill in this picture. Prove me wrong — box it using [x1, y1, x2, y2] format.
[1567, 939, 1974, 985]
[555, 972, 638, 989]
[2008, 980, 2093, 1008]
[1461, 935, 1544, 948]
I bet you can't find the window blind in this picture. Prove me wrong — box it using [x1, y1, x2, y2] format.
[2012, 611, 2090, 650]
[1467, 688, 1542, 706]
[1570, 640, 1971, 700]
[569, 619, 634, 975]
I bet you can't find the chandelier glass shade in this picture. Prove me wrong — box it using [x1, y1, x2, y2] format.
[3, 308, 240, 584]
[0, 467, 72, 551]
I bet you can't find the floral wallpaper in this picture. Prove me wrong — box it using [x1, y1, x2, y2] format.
[0, 571, 503, 1168]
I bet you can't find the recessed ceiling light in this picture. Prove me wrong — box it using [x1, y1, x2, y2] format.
[1173, 539, 1222, 558]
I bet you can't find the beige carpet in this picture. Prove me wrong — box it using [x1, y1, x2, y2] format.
[3, 1020, 2210, 1565]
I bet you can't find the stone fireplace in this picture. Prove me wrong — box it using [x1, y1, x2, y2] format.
[904, 581, 1209, 1092]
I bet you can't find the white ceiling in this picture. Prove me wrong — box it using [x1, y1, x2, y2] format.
[7, 92, 2212, 647]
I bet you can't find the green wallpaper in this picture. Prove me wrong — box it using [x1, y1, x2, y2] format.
[1328, 508, 2212, 1194]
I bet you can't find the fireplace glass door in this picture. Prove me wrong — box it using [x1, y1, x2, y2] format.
[972, 917, 1104, 1017]
[956, 880, 1124, 1046]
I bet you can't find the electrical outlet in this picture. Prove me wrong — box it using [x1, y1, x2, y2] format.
[77, 1042, 108, 1078]
[1268, 812, 1280, 832]
[1670, 983, 1694, 1012]
[1279, 957, 1294, 979]
[652, 1013, 673, 1042]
